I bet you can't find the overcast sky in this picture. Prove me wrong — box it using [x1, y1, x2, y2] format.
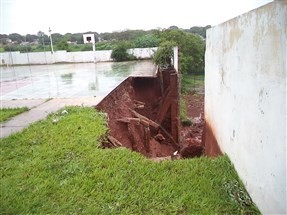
[1, 0, 272, 35]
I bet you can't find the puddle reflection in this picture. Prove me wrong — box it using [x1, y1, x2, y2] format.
[0, 61, 155, 99]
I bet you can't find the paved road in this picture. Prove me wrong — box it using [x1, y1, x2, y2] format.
[0, 97, 103, 138]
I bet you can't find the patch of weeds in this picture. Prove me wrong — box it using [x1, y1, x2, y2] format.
[180, 98, 192, 126]
[223, 180, 254, 211]
[0, 107, 29, 122]
[181, 118, 192, 126]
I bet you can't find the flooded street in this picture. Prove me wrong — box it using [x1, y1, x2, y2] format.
[0, 60, 156, 99]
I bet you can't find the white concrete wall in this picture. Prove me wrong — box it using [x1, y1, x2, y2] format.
[0, 48, 157, 65]
[173, 46, 179, 72]
[205, 1, 286, 214]
[128, 47, 157, 59]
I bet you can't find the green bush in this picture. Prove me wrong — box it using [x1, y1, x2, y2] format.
[56, 39, 69, 51]
[96, 41, 114, 50]
[3, 45, 32, 53]
[180, 98, 192, 126]
[80, 44, 93, 51]
[111, 42, 135, 62]
[153, 41, 176, 68]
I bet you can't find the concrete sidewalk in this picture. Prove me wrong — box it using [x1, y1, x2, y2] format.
[1, 97, 103, 138]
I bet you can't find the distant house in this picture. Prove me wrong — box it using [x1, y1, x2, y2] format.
[20, 40, 39, 46]
[0, 38, 12, 45]
[20, 42, 29, 46]
[30, 40, 39, 45]
[67, 41, 77, 45]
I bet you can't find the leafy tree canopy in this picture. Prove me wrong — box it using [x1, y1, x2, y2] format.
[188, 25, 211, 38]
[8, 33, 24, 44]
[133, 34, 159, 48]
[153, 41, 176, 67]
[154, 29, 205, 74]
[56, 39, 69, 51]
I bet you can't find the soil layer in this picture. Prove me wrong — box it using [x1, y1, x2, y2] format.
[96, 70, 206, 159]
[179, 93, 204, 158]
[97, 75, 179, 158]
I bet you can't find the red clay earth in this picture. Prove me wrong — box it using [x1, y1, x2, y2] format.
[96, 69, 205, 159]
[97, 77, 177, 158]
[179, 93, 204, 158]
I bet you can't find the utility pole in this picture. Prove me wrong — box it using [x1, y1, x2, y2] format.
[48, 27, 54, 54]
[93, 40, 96, 63]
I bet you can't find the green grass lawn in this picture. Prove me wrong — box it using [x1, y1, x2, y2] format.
[0, 107, 29, 122]
[0, 107, 260, 214]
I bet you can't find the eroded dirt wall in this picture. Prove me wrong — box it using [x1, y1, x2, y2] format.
[96, 70, 179, 158]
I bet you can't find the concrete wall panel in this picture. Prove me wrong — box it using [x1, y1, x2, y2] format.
[205, 1, 286, 214]
[0, 48, 157, 65]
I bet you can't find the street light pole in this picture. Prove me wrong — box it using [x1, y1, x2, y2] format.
[48, 27, 54, 54]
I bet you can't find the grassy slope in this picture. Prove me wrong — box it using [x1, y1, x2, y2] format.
[0, 107, 29, 122]
[0, 107, 260, 214]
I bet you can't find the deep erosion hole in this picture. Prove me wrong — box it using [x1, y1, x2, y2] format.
[96, 67, 204, 159]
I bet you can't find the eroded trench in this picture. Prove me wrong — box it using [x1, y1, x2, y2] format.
[96, 67, 204, 159]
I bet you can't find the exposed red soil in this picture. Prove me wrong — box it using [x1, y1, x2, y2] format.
[179, 93, 205, 158]
[96, 68, 206, 159]
[97, 76, 178, 158]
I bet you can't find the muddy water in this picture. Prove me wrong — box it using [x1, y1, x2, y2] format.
[0, 60, 156, 100]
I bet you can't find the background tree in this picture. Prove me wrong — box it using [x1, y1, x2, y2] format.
[0, 34, 9, 45]
[72, 33, 84, 44]
[153, 41, 176, 67]
[8, 33, 24, 44]
[133, 34, 159, 48]
[155, 29, 205, 74]
[25, 34, 38, 42]
[168, 25, 179, 30]
[188, 25, 211, 38]
[56, 39, 69, 51]
[51, 33, 64, 44]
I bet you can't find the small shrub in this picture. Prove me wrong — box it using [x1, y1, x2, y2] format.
[56, 39, 69, 51]
[181, 118, 192, 126]
[96, 41, 114, 50]
[80, 44, 93, 51]
[179, 98, 192, 126]
[111, 42, 135, 62]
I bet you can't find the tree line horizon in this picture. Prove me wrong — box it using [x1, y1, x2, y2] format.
[1, 25, 209, 74]
[0, 25, 211, 45]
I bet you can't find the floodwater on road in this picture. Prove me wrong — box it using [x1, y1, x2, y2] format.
[0, 60, 156, 100]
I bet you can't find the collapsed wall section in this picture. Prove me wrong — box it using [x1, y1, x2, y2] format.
[96, 67, 180, 158]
